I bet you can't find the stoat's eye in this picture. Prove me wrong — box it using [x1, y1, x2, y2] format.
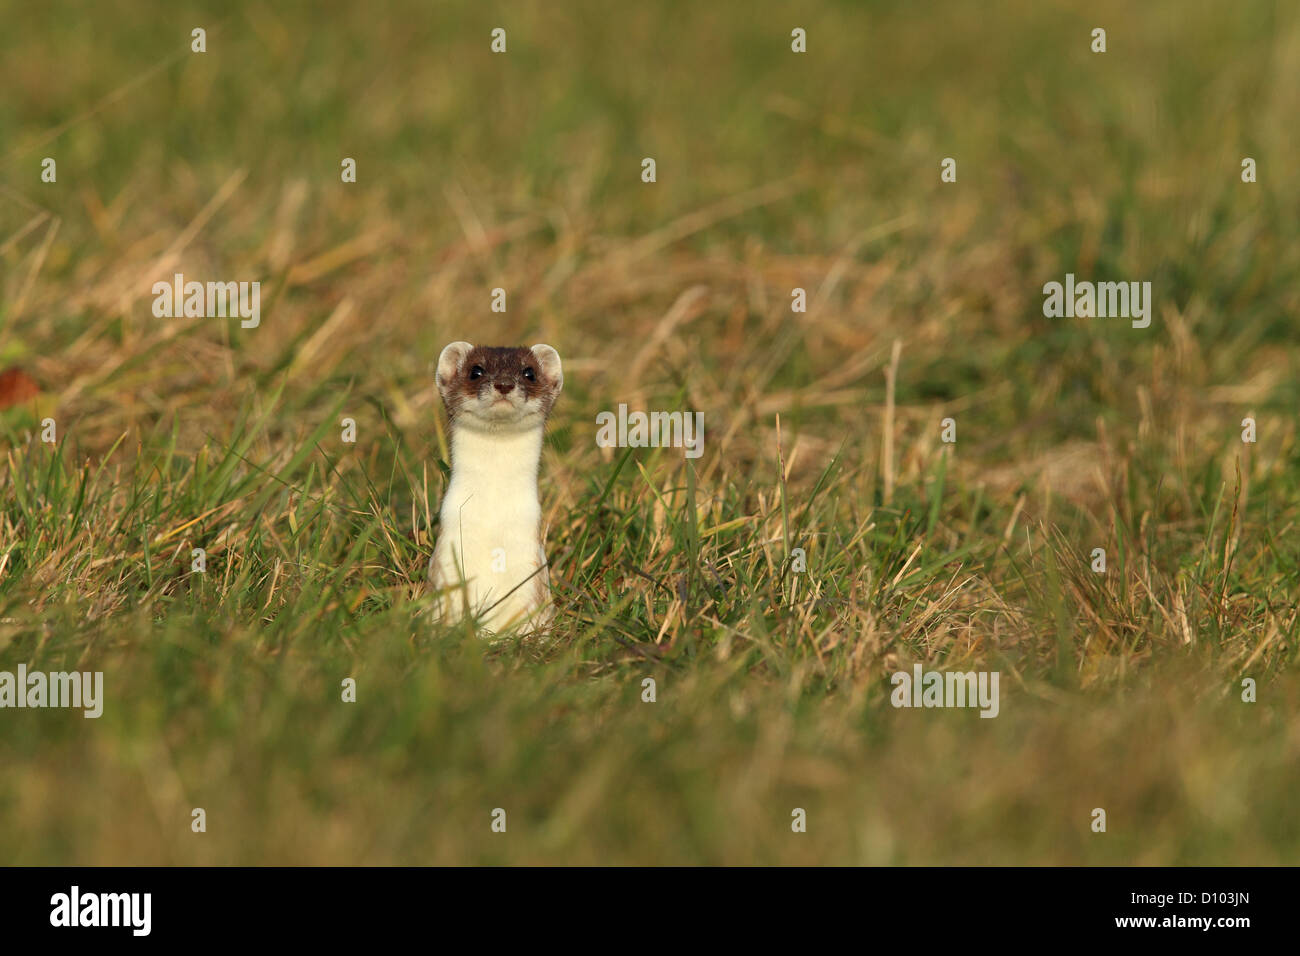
[469, 365, 484, 380]
[522, 367, 536, 381]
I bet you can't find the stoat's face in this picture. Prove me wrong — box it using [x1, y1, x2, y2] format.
[435, 342, 563, 432]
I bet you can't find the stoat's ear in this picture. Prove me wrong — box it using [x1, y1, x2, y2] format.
[529, 344, 563, 393]
[436, 341, 474, 399]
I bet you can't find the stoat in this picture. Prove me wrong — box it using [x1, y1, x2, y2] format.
[428, 342, 563, 633]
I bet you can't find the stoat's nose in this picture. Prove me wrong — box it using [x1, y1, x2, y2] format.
[494, 379, 515, 395]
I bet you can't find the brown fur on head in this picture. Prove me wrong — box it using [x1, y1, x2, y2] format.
[435, 343, 563, 432]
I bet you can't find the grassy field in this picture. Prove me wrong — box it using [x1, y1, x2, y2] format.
[1, 0, 1297, 864]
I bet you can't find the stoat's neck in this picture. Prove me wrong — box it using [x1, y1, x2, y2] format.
[447, 422, 544, 496]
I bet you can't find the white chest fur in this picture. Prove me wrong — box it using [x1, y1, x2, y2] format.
[429, 424, 552, 631]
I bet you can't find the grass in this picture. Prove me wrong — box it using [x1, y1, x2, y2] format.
[0, 0, 1297, 864]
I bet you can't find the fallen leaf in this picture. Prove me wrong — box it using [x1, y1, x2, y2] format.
[0, 367, 40, 409]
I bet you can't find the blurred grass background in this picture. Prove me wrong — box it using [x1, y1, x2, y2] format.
[0, 0, 1297, 863]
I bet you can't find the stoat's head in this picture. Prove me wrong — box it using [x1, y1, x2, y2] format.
[435, 342, 563, 432]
